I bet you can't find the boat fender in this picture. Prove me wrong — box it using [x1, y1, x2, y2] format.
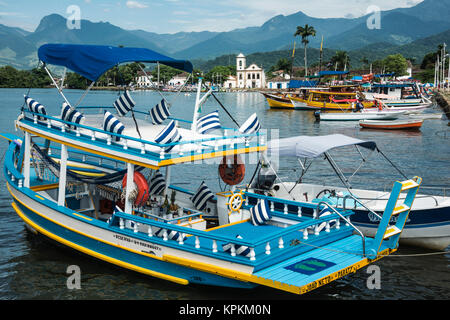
[122, 171, 150, 207]
[218, 155, 245, 186]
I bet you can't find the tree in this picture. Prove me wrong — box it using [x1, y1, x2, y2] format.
[205, 65, 235, 84]
[294, 24, 316, 76]
[383, 54, 409, 76]
[330, 51, 350, 71]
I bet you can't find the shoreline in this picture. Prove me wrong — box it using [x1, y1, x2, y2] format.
[434, 90, 450, 125]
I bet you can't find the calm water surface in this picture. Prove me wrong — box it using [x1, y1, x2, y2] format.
[0, 88, 449, 300]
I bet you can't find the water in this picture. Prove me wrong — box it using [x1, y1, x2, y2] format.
[0, 88, 449, 300]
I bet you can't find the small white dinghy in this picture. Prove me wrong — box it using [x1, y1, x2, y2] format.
[316, 110, 405, 121]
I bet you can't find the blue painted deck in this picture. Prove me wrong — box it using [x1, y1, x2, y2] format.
[253, 235, 384, 293]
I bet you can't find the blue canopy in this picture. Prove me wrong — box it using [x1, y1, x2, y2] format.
[38, 44, 193, 81]
[289, 80, 319, 88]
[319, 71, 349, 76]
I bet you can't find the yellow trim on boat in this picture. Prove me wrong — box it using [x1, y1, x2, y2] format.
[7, 183, 189, 286]
[31, 183, 59, 191]
[72, 212, 93, 221]
[20, 126, 266, 169]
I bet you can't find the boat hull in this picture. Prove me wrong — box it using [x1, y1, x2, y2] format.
[351, 206, 450, 251]
[263, 93, 294, 109]
[7, 182, 257, 289]
[319, 111, 404, 121]
[359, 120, 423, 130]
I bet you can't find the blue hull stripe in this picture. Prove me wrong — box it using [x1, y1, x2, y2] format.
[8, 184, 257, 289]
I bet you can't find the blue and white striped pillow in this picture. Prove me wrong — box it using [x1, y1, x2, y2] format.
[196, 111, 221, 134]
[113, 90, 135, 116]
[148, 171, 165, 196]
[25, 96, 47, 121]
[222, 235, 251, 257]
[239, 113, 261, 135]
[155, 228, 186, 243]
[103, 111, 125, 141]
[61, 102, 85, 129]
[150, 99, 171, 125]
[154, 120, 182, 152]
[250, 199, 271, 226]
[191, 182, 215, 211]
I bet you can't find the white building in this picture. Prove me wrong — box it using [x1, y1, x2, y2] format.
[266, 77, 290, 90]
[168, 73, 189, 87]
[235, 53, 266, 89]
[135, 71, 155, 88]
[223, 75, 237, 89]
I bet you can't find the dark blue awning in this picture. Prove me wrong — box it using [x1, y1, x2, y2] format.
[38, 44, 193, 81]
[319, 71, 349, 76]
[289, 80, 319, 88]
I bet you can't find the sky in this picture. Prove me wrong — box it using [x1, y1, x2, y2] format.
[0, 0, 424, 34]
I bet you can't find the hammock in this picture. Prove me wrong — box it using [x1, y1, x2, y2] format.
[31, 142, 145, 185]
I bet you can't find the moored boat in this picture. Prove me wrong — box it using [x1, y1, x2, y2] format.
[305, 91, 374, 111]
[359, 119, 424, 130]
[316, 110, 405, 121]
[2, 44, 416, 295]
[249, 134, 450, 250]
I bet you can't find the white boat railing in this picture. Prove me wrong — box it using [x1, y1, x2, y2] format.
[111, 200, 354, 265]
[21, 109, 265, 163]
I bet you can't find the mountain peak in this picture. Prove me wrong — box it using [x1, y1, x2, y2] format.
[34, 14, 66, 33]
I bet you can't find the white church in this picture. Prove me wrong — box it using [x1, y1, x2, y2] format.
[224, 53, 266, 89]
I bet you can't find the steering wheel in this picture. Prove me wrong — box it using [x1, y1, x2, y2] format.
[228, 192, 244, 212]
[316, 189, 332, 199]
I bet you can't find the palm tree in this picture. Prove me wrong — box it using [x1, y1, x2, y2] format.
[330, 51, 350, 71]
[294, 24, 316, 76]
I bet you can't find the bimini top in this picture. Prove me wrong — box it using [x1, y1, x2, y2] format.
[268, 134, 377, 158]
[38, 44, 193, 82]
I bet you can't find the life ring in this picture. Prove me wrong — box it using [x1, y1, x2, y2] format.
[122, 171, 149, 207]
[218, 155, 245, 186]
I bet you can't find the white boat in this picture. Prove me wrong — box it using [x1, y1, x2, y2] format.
[363, 83, 433, 109]
[316, 110, 406, 121]
[1, 44, 411, 296]
[248, 134, 450, 250]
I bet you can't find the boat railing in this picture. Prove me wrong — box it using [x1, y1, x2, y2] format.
[111, 202, 353, 265]
[4, 142, 24, 188]
[342, 193, 383, 220]
[316, 201, 366, 257]
[21, 109, 265, 161]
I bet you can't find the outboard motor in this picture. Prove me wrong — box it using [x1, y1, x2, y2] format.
[251, 161, 277, 192]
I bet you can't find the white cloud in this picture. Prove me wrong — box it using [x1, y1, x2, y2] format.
[126, 1, 148, 9]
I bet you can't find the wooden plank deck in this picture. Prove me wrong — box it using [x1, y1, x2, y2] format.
[252, 235, 388, 294]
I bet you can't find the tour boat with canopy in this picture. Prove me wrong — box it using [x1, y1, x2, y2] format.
[1, 44, 421, 295]
[248, 134, 449, 250]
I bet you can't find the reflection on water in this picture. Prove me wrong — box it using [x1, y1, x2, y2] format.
[0, 88, 449, 300]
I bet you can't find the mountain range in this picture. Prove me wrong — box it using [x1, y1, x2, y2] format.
[1, 0, 449, 70]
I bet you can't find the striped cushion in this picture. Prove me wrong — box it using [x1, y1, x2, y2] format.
[113, 90, 135, 116]
[61, 103, 85, 129]
[250, 199, 271, 226]
[150, 99, 171, 124]
[103, 111, 125, 141]
[196, 111, 221, 134]
[154, 120, 182, 152]
[191, 182, 214, 211]
[148, 171, 165, 196]
[222, 235, 251, 257]
[239, 113, 261, 134]
[155, 228, 186, 243]
[25, 96, 47, 121]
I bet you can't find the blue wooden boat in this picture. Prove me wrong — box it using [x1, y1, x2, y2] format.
[1, 44, 422, 295]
